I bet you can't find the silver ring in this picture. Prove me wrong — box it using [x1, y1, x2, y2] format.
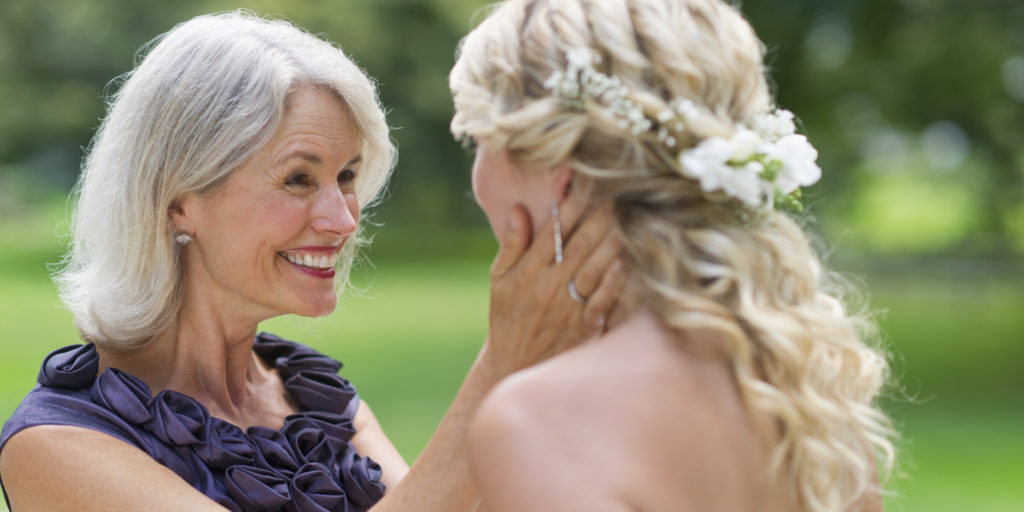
[568, 281, 587, 304]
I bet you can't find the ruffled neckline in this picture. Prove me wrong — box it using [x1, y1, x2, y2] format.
[34, 332, 386, 512]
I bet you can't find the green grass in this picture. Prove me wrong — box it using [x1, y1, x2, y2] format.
[888, 408, 1024, 512]
[865, 270, 1024, 511]
[1, 202, 1023, 510]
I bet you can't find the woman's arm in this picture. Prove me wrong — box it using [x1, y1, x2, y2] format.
[350, 400, 410, 489]
[1, 425, 229, 512]
[364, 187, 623, 511]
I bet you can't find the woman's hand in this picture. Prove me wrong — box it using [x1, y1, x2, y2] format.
[484, 185, 625, 374]
[366, 186, 624, 512]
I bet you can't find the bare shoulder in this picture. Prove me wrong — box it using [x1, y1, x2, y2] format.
[471, 310, 787, 511]
[466, 312, 679, 511]
[469, 371, 633, 512]
[1, 425, 227, 512]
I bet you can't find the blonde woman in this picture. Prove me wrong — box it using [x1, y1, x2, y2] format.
[0, 11, 623, 512]
[450, 0, 895, 510]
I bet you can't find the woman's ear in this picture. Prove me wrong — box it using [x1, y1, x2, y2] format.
[550, 163, 574, 202]
[168, 195, 193, 233]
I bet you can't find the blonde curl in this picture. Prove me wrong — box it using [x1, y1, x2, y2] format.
[451, 0, 896, 510]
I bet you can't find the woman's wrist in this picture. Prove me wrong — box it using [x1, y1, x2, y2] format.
[472, 339, 519, 386]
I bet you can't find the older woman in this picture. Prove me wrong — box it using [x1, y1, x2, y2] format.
[0, 11, 622, 512]
[450, 0, 896, 511]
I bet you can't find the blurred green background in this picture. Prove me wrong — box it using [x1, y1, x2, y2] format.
[1, 0, 1022, 510]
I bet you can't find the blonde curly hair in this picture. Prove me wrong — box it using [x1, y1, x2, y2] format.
[450, 0, 896, 510]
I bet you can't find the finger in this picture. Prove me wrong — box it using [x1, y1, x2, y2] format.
[554, 179, 592, 239]
[582, 258, 626, 335]
[570, 228, 623, 298]
[522, 181, 592, 268]
[491, 205, 532, 277]
[562, 201, 614, 269]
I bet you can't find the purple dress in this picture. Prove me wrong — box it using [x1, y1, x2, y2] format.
[0, 333, 386, 511]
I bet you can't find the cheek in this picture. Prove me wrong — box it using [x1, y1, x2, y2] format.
[345, 193, 360, 224]
[253, 198, 305, 236]
[230, 197, 307, 270]
[472, 155, 504, 210]
[471, 164, 503, 224]
[470, 158, 485, 205]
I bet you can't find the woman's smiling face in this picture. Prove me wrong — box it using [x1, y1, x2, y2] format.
[176, 85, 362, 321]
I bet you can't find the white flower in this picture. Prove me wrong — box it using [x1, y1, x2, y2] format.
[566, 47, 596, 69]
[679, 137, 731, 192]
[761, 133, 821, 194]
[729, 127, 762, 162]
[545, 46, 820, 212]
[679, 137, 765, 207]
[753, 109, 796, 142]
[671, 99, 700, 121]
[723, 162, 766, 207]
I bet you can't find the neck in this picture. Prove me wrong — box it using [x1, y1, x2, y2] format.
[602, 286, 642, 334]
[601, 290, 736, 368]
[97, 285, 272, 422]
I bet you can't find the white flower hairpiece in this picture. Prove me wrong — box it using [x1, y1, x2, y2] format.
[544, 48, 652, 135]
[544, 47, 822, 213]
[678, 111, 821, 211]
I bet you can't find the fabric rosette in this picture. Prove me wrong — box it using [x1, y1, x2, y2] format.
[338, 448, 386, 509]
[33, 333, 384, 511]
[283, 418, 336, 468]
[254, 332, 357, 416]
[284, 370, 358, 415]
[145, 389, 211, 446]
[90, 367, 155, 424]
[248, 425, 302, 477]
[289, 463, 350, 512]
[195, 417, 258, 469]
[224, 462, 354, 512]
[283, 411, 357, 459]
[256, 333, 342, 375]
[276, 351, 344, 380]
[225, 465, 292, 512]
[38, 343, 100, 389]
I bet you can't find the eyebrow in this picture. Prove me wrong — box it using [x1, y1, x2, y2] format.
[275, 151, 362, 169]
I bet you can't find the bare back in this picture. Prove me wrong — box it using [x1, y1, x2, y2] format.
[469, 309, 792, 512]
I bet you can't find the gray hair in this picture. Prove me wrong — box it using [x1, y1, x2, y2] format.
[56, 10, 396, 351]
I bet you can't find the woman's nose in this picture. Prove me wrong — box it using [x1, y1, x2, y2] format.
[312, 188, 359, 236]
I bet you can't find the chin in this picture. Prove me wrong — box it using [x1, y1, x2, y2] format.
[311, 300, 339, 318]
[289, 295, 338, 318]
[311, 305, 337, 318]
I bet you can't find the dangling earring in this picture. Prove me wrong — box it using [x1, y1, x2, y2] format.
[552, 202, 564, 264]
[174, 232, 192, 245]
